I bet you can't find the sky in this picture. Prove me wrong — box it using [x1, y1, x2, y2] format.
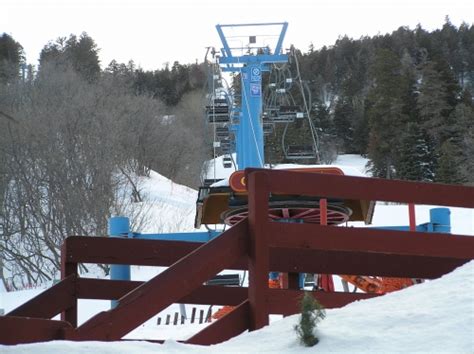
[2, 0, 473, 71]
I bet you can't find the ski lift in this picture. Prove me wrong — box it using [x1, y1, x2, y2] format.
[215, 126, 230, 139]
[270, 105, 301, 123]
[220, 139, 232, 154]
[206, 88, 232, 123]
[206, 103, 230, 123]
[223, 156, 233, 168]
[281, 109, 319, 161]
[284, 144, 318, 160]
[263, 122, 274, 135]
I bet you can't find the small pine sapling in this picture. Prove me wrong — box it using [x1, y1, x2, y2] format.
[294, 291, 326, 347]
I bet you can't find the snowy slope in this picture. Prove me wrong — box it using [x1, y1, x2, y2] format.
[1, 155, 473, 353]
[1, 262, 473, 353]
[134, 170, 198, 233]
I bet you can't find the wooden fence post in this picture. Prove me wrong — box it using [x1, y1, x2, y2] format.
[247, 170, 270, 330]
[60, 239, 78, 327]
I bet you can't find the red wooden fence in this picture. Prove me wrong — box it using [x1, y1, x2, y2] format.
[1, 169, 473, 345]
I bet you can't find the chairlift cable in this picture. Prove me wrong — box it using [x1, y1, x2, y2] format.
[292, 48, 321, 163]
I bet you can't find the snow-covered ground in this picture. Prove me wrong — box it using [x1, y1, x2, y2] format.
[1, 155, 473, 353]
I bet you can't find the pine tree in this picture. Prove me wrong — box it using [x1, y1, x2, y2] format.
[417, 60, 456, 146]
[39, 33, 100, 82]
[333, 96, 354, 152]
[396, 122, 434, 181]
[294, 292, 326, 347]
[0, 33, 24, 83]
[366, 48, 408, 178]
[435, 139, 465, 184]
[443, 100, 474, 184]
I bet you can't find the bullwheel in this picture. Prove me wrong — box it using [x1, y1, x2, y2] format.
[221, 201, 352, 226]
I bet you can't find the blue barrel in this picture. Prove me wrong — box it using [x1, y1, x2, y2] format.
[109, 216, 131, 308]
[430, 208, 451, 234]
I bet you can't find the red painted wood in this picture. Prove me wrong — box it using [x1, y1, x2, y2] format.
[76, 278, 140, 300]
[246, 168, 474, 208]
[187, 300, 250, 345]
[71, 220, 249, 341]
[62, 236, 202, 266]
[318, 198, 335, 292]
[247, 171, 270, 330]
[267, 289, 379, 315]
[267, 222, 474, 259]
[409, 203, 416, 232]
[0, 316, 72, 345]
[287, 273, 300, 289]
[61, 242, 78, 327]
[8, 274, 76, 319]
[271, 248, 467, 279]
[320, 198, 327, 226]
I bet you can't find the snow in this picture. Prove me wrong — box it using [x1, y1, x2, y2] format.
[136, 170, 197, 233]
[1, 154, 473, 353]
[2, 262, 473, 353]
[208, 153, 367, 188]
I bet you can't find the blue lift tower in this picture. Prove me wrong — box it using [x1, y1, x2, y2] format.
[215, 22, 289, 169]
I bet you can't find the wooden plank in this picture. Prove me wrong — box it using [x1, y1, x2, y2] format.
[247, 171, 270, 331]
[0, 316, 72, 345]
[245, 168, 474, 207]
[61, 242, 78, 327]
[187, 300, 250, 345]
[268, 222, 474, 260]
[62, 236, 247, 270]
[267, 289, 379, 315]
[76, 278, 140, 300]
[70, 220, 249, 341]
[8, 274, 76, 319]
[270, 248, 467, 279]
[63, 236, 202, 266]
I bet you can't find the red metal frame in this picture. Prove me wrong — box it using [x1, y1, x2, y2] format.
[1, 170, 473, 345]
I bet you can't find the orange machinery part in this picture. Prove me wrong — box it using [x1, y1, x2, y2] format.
[340, 274, 416, 294]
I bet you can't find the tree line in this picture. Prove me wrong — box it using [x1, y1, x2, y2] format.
[274, 18, 473, 184]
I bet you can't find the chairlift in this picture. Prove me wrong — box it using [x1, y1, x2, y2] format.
[284, 145, 318, 160]
[206, 105, 230, 123]
[263, 122, 274, 135]
[270, 105, 301, 123]
[220, 139, 232, 154]
[213, 98, 228, 104]
[223, 156, 233, 168]
[206, 92, 232, 123]
[215, 126, 230, 139]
